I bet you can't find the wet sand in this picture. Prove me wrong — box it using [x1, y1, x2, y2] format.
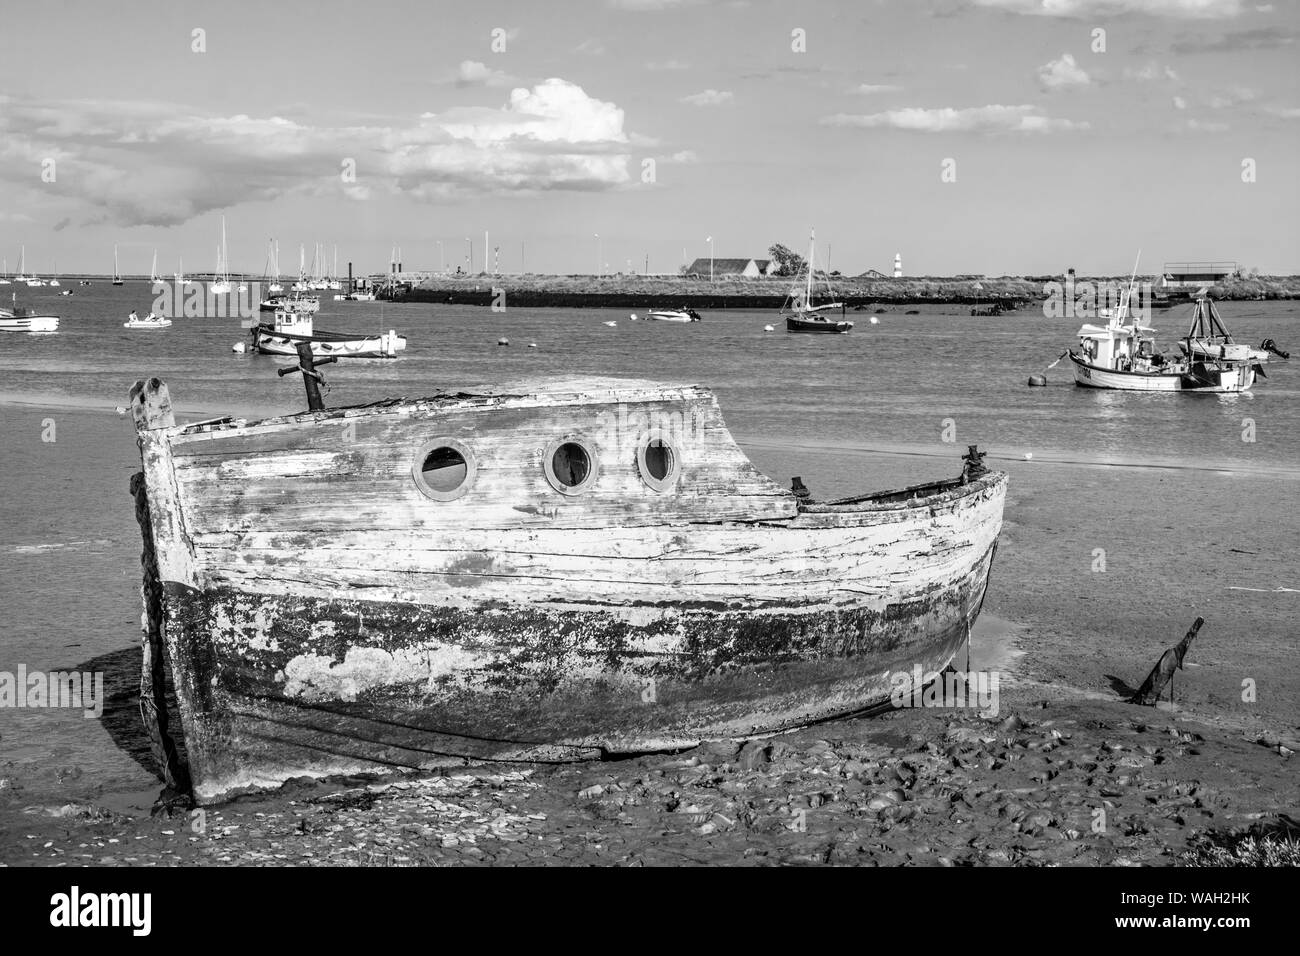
[1, 401, 1296, 865]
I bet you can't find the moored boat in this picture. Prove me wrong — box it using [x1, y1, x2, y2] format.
[1069, 286, 1262, 393]
[127, 375, 1007, 803]
[646, 308, 701, 323]
[1, 296, 59, 333]
[259, 291, 320, 314]
[783, 230, 853, 334]
[251, 308, 405, 358]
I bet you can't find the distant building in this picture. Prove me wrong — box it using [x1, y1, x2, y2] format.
[684, 257, 778, 278]
[893, 253, 903, 278]
[1163, 261, 1237, 286]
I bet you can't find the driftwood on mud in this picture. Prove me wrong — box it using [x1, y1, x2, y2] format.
[1130, 617, 1204, 706]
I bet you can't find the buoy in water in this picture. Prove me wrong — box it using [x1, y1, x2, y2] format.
[629, 313, 638, 321]
[603, 320, 617, 327]
[232, 341, 246, 353]
[870, 316, 879, 324]
[1027, 374, 1047, 387]
[1024, 452, 1034, 461]
[528, 342, 538, 348]
[763, 324, 774, 332]
[498, 337, 510, 346]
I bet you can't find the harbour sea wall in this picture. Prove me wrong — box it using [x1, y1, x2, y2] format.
[393, 274, 1300, 309]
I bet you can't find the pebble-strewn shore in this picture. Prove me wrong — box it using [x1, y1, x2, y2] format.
[4, 694, 1295, 867]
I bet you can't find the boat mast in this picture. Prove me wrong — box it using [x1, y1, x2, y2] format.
[806, 228, 815, 309]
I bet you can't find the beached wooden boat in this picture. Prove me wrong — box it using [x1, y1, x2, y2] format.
[128, 376, 1007, 803]
[251, 308, 405, 359]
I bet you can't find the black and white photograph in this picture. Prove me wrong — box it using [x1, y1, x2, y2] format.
[0, 0, 1295, 923]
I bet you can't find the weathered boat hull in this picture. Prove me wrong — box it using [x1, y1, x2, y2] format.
[131, 378, 1005, 803]
[1069, 353, 1254, 392]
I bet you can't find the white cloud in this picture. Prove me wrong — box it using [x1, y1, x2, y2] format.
[1186, 119, 1230, 131]
[821, 104, 1088, 133]
[1207, 86, 1258, 108]
[1037, 53, 1091, 90]
[669, 149, 699, 163]
[647, 59, 689, 71]
[454, 60, 514, 88]
[1126, 62, 1179, 81]
[854, 84, 904, 94]
[0, 80, 636, 226]
[969, 0, 1244, 17]
[681, 89, 734, 106]
[1173, 95, 1189, 109]
[1264, 105, 1300, 118]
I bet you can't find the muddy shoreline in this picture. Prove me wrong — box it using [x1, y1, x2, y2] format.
[2, 690, 1295, 867]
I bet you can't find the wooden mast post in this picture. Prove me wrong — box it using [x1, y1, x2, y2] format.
[278, 340, 336, 411]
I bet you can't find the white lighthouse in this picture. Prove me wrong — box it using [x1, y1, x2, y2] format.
[893, 253, 903, 278]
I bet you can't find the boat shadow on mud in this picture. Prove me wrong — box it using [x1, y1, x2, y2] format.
[80, 645, 185, 792]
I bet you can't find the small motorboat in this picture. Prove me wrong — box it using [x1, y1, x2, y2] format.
[251, 308, 405, 358]
[124, 312, 173, 330]
[646, 308, 701, 323]
[0, 297, 59, 333]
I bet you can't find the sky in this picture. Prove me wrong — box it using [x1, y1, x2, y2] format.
[0, 0, 1297, 277]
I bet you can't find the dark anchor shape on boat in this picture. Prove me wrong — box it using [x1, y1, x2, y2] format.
[960, 444, 988, 484]
[1130, 617, 1204, 706]
[277, 341, 336, 411]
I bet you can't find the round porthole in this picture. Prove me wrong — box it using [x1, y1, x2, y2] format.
[412, 438, 476, 501]
[637, 431, 680, 492]
[544, 436, 599, 496]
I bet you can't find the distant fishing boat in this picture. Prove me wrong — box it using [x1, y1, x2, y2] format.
[1067, 262, 1262, 393]
[126, 375, 1006, 803]
[646, 308, 701, 323]
[0, 258, 10, 285]
[0, 293, 59, 333]
[113, 245, 125, 286]
[251, 308, 405, 358]
[783, 231, 853, 334]
[210, 217, 232, 295]
[259, 290, 320, 314]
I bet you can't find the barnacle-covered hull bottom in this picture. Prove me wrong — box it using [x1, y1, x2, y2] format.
[163, 541, 995, 803]
[129, 376, 1006, 803]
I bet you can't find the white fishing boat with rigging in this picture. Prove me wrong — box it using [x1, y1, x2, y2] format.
[251, 307, 405, 358]
[1067, 258, 1262, 393]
